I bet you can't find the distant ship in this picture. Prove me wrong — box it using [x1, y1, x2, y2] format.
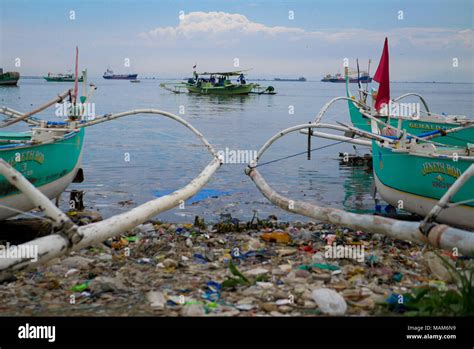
[321, 71, 372, 83]
[103, 69, 138, 80]
[44, 72, 83, 82]
[0, 68, 20, 86]
[274, 77, 306, 82]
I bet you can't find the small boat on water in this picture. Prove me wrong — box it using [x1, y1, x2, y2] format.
[103, 69, 138, 80]
[343, 38, 474, 147]
[322, 71, 371, 83]
[0, 69, 20, 86]
[44, 72, 83, 82]
[186, 71, 255, 95]
[161, 70, 276, 95]
[130, 79, 141, 83]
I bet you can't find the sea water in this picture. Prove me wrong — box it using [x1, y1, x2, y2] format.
[1, 78, 472, 222]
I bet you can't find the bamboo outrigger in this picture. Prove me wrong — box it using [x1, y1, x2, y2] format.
[246, 84, 474, 255]
[0, 109, 222, 279]
[246, 120, 474, 255]
[0, 51, 223, 279]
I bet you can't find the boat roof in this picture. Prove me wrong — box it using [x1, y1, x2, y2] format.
[197, 70, 250, 76]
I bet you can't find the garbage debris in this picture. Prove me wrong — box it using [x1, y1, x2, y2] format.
[260, 231, 291, 244]
[88, 276, 127, 294]
[181, 303, 206, 316]
[0, 215, 471, 316]
[312, 288, 347, 315]
[147, 291, 166, 309]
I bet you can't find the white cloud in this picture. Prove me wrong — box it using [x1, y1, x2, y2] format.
[139, 11, 305, 41]
[138, 11, 474, 51]
[133, 11, 474, 81]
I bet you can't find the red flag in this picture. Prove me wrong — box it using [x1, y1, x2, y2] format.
[73, 46, 79, 104]
[373, 37, 390, 110]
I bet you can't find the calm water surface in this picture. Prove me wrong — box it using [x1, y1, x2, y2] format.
[1, 78, 472, 222]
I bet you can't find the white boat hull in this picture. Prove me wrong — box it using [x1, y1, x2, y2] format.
[374, 173, 474, 231]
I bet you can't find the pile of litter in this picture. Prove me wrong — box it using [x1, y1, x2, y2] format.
[0, 215, 471, 316]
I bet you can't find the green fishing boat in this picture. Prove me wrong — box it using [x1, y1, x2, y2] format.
[0, 127, 85, 220]
[372, 137, 474, 230]
[345, 39, 474, 147]
[346, 82, 474, 147]
[44, 72, 83, 82]
[160, 70, 276, 95]
[0, 69, 20, 86]
[0, 48, 90, 220]
[186, 71, 255, 95]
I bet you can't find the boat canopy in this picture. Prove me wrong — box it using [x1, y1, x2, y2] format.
[197, 70, 250, 76]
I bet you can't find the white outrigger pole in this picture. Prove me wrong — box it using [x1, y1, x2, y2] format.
[246, 99, 474, 255]
[0, 108, 222, 280]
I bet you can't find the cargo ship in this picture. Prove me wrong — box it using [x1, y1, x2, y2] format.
[0, 68, 20, 86]
[321, 71, 372, 83]
[103, 69, 138, 80]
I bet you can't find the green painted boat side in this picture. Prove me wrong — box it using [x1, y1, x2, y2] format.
[0, 128, 85, 199]
[0, 72, 20, 86]
[345, 79, 474, 147]
[0, 131, 31, 141]
[44, 76, 84, 82]
[186, 82, 255, 95]
[372, 141, 474, 208]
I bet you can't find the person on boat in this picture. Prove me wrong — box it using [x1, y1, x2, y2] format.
[238, 73, 246, 85]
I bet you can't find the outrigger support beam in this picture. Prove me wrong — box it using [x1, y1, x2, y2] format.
[246, 126, 474, 255]
[392, 93, 430, 114]
[0, 110, 222, 279]
[0, 107, 42, 126]
[299, 129, 371, 146]
[314, 96, 365, 124]
[0, 89, 72, 128]
[78, 108, 218, 156]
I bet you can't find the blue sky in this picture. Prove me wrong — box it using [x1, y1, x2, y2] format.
[1, 0, 473, 81]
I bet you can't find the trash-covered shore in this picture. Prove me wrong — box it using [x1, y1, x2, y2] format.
[0, 215, 472, 317]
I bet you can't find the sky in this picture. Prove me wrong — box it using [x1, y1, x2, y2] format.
[0, 0, 473, 81]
